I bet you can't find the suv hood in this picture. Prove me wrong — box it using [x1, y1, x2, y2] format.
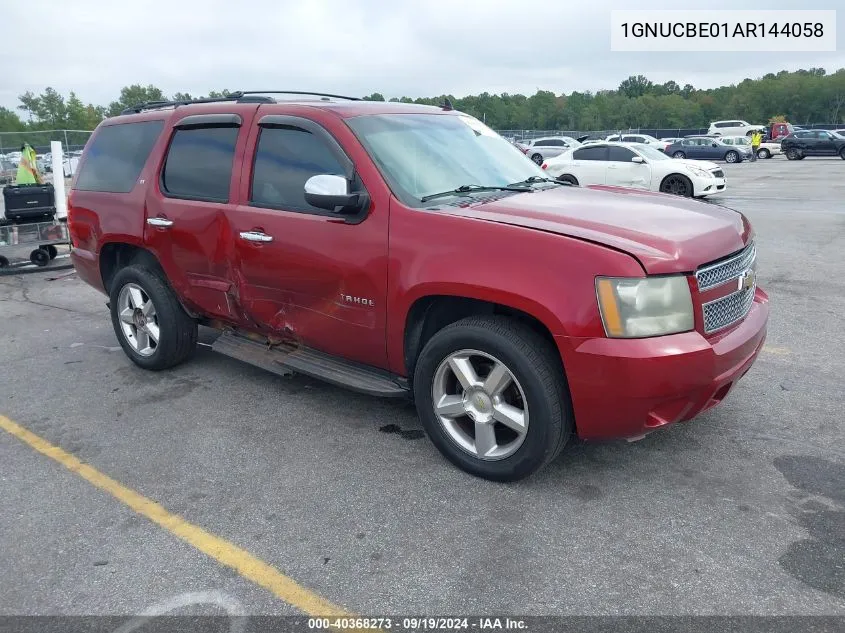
[441, 185, 751, 274]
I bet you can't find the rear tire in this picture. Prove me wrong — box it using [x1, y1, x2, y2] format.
[109, 265, 198, 371]
[413, 316, 572, 482]
[672, 151, 686, 159]
[531, 153, 543, 165]
[757, 148, 770, 159]
[558, 174, 579, 186]
[840, 148, 845, 160]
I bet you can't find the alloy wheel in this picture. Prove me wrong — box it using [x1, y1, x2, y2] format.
[431, 349, 529, 461]
[661, 175, 689, 196]
[117, 283, 160, 357]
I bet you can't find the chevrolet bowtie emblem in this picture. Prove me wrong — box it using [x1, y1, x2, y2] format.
[740, 269, 755, 292]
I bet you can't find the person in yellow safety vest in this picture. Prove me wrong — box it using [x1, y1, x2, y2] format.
[15, 142, 43, 184]
[750, 130, 763, 162]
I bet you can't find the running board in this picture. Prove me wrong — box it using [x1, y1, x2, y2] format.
[211, 331, 409, 398]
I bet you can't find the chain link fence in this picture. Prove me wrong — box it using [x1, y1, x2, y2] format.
[0, 129, 94, 177]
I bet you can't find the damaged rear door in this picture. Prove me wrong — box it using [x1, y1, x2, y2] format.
[224, 113, 390, 369]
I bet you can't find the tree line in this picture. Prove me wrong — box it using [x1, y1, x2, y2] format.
[2, 68, 844, 136]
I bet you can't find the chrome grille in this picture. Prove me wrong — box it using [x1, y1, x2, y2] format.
[695, 242, 755, 291]
[702, 284, 756, 333]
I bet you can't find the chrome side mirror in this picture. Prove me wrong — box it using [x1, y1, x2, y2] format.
[303, 174, 367, 213]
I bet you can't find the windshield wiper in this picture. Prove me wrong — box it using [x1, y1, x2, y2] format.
[507, 176, 566, 187]
[420, 184, 530, 203]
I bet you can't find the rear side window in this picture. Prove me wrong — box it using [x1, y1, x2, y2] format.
[250, 127, 345, 212]
[75, 120, 164, 193]
[573, 146, 608, 161]
[162, 127, 239, 202]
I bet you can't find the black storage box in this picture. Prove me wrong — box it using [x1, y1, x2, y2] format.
[3, 183, 57, 222]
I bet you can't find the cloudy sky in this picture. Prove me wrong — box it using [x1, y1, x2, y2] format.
[2, 0, 843, 110]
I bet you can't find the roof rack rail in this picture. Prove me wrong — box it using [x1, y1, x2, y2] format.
[236, 91, 361, 101]
[119, 90, 360, 115]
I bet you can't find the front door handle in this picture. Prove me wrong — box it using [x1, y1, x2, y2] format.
[147, 217, 173, 228]
[239, 231, 274, 243]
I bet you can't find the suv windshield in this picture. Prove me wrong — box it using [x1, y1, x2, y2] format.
[346, 113, 549, 207]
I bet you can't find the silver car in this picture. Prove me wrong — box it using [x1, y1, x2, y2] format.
[522, 136, 582, 165]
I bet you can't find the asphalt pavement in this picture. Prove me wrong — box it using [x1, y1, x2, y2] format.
[1, 157, 843, 623]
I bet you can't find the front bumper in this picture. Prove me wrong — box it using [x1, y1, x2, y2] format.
[557, 287, 769, 440]
[691, 175, 727, 196]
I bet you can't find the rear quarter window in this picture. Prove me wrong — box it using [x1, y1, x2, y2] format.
[74, 120, 165, 193]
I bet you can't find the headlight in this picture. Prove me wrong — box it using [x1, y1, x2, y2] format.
[595, 276, 694, 338]
[687, 166, 711, 178]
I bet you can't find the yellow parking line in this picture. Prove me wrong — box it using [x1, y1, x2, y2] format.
[0, 414, 352, 618]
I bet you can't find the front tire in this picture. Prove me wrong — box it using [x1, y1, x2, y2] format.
[558, 174, 579, 186]
[660, 173, 694, 197]
[109, 265, 198, 371]
[840, 148, 845, 160]
[413, 316, 572, 482]
[786, 148, 800, 160]
[672, 151, 686, 159]
[725, 150, 739, 163]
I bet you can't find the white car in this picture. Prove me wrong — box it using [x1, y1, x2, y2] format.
[544, 142, 726, 198]
[708, 120, 767, 137]
[720, 135, 782, 159]
[605, 133, 664, 147]
[522, 136, 582, 165]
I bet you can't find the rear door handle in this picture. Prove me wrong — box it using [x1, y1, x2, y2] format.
[147, 217, 173, 227]
[239, 231, 274, 243]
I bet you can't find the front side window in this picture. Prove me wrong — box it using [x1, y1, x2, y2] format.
[346, 113, 547, 207]
[608, 146, 636, 162]
[250, 127, 346, 212]
[162, 127, 238, 201]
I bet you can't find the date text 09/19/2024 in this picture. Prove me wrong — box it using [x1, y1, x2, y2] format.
[307, 617, 528, 630]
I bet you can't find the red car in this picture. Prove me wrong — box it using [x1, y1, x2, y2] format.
[68, 91, 769, 481]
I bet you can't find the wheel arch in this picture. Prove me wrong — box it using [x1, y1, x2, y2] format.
[99, 242, 165, 294]
[98, 242, 200, 318]
[402, 294, 565, 387]
[659, 172, 693, 195]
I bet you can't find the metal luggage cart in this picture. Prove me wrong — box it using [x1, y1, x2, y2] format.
[0, 219, 70, 268]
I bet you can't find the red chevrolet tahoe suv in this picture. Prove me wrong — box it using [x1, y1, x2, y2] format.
[68, 91, 769, 481]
